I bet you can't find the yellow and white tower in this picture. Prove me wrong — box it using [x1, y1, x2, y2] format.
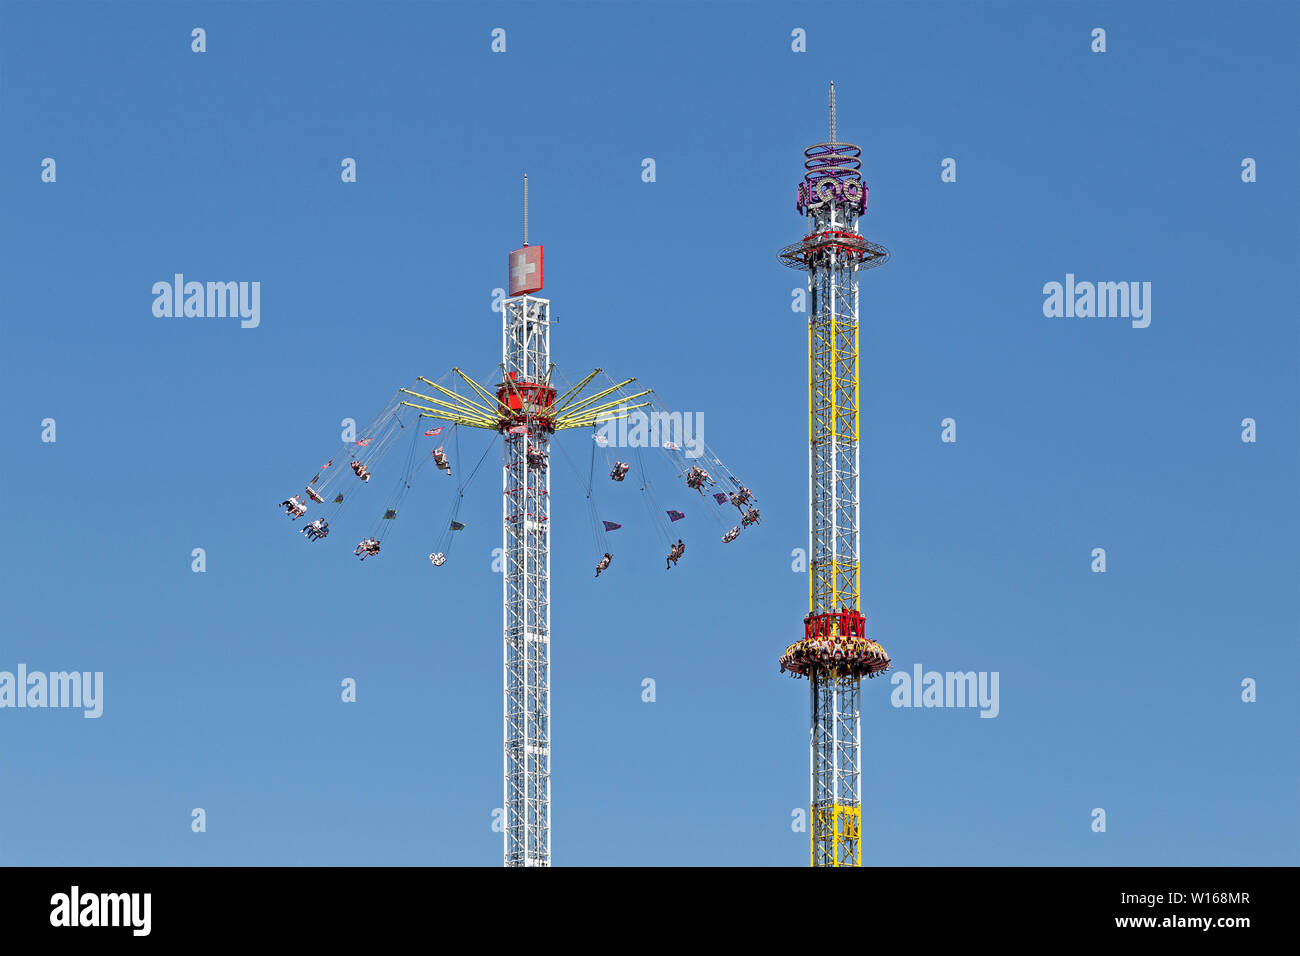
[778, 83, 893, 867]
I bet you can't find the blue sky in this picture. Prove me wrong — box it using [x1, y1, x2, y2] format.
[0, 0, 1296, 866]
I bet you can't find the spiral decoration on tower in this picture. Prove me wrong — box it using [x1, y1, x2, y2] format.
[778, 82, 893, 868]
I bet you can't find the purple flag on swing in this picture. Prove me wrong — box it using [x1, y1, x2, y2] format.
[666, 510, 686, 522]
[602, 521, 622, 532]
[713, 492, 728, 504]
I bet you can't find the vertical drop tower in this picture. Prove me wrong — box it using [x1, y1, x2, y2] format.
[778, 83, 893, 867]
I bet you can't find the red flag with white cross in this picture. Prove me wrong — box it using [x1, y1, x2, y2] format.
[508, 245, 544, 296]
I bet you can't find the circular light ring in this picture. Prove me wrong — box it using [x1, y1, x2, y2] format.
[803, 141, 864, 184]
[777, 237, 890, 271]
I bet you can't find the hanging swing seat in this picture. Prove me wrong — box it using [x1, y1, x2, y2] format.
[685, 466, 713, 491]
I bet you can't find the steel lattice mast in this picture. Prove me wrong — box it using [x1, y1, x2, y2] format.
[501, 271, 552, 867]
[778, 83, 893, 867]
[398, 177, 650, 866]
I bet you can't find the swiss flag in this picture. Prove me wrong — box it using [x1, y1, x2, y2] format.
[508, 245, 544, 296]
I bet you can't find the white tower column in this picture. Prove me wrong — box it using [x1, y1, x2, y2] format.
[502, 294, 552, 867]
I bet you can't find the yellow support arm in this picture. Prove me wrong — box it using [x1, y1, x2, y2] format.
[557, 400, 653, 430]
[399, 401, 497, 430]
[452, 367, 503, 413]
[549, 368, 602, 414]
[555, 389, 653, 429]
[554, 378, 639, 420]
[415, 377, 497, 418]
[400, 387, 494, 422]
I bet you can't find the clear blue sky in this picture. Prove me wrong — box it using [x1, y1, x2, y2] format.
[1, 0, 1295, 866]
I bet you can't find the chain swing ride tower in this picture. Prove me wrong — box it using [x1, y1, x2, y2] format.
[500, 173, 554, 868]
[397, 177, 651, 866]
[778, 83, 893, 867]
[290, 175, 766, 865]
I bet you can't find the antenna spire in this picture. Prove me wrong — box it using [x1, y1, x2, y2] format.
[829, 81, 837, 142]
[523, 174, 529, 247]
